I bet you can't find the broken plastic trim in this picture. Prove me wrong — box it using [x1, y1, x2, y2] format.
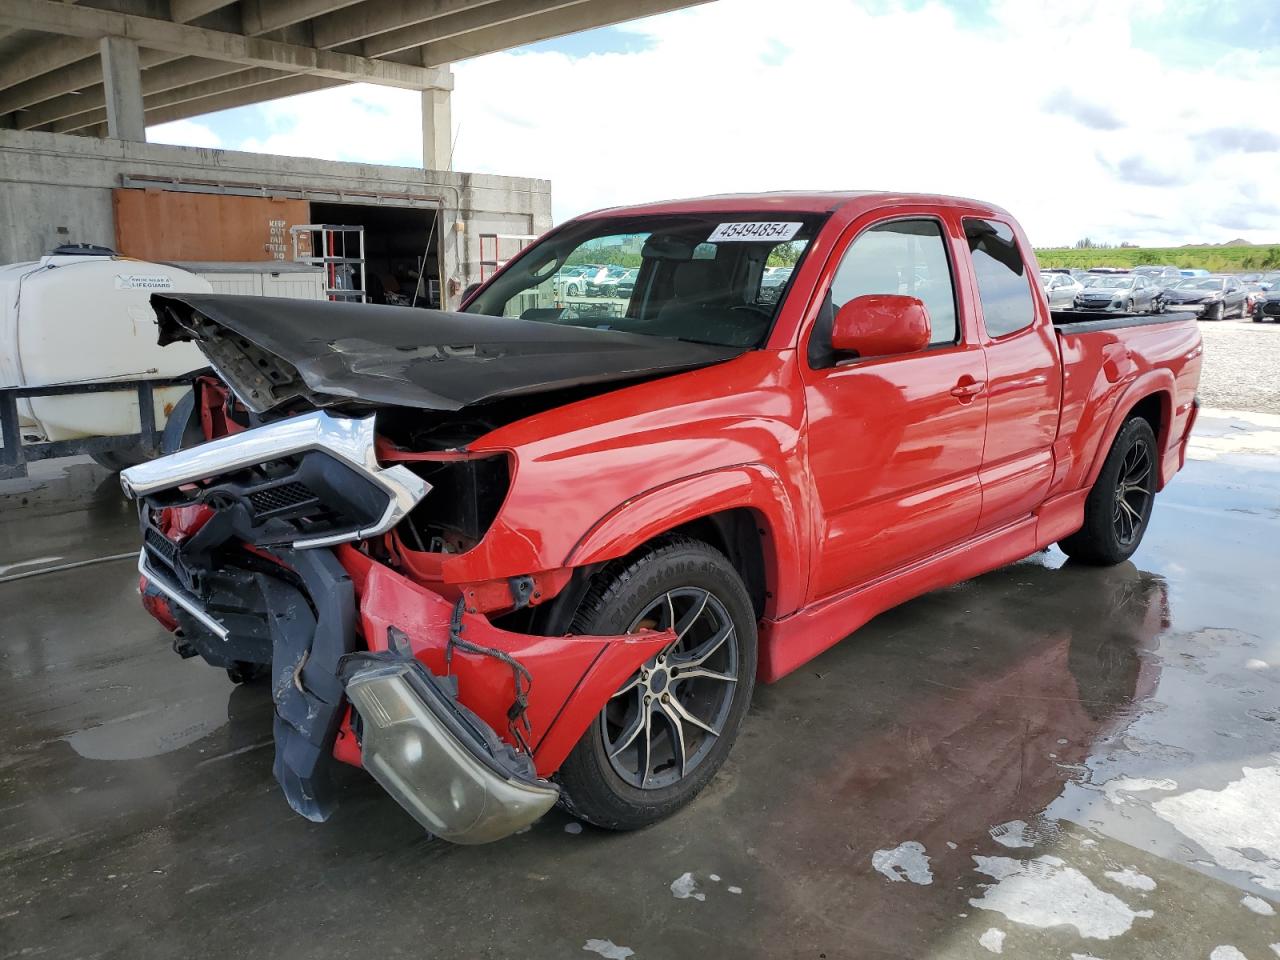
[119, 411, 430, 549]
[137, 548, 229, 640]
[342, 652, 560, 844]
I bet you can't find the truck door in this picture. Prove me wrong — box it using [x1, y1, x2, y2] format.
[800, 215, 987, 601]
[961, 218, 1062, 531]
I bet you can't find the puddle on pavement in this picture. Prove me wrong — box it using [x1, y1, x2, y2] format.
[853, 433, 1280, 956]
[65, 682, 233, 761]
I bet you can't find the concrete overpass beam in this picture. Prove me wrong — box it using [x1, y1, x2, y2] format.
[99, 35, 145, 141]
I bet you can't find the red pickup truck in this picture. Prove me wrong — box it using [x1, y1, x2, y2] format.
[122, 192, 1202, 843]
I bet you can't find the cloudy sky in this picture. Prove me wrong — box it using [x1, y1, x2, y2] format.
[147, 0, 1280, 247]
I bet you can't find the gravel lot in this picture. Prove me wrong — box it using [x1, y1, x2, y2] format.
[1194, 317, 1280, 413]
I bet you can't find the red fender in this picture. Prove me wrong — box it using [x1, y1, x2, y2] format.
[337, 549, 673, 778]
[1082, 372, 1174, 491]
[565, 463, 806, 619]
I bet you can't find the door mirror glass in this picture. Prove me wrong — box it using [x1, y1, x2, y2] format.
[831, 294, 931, 358]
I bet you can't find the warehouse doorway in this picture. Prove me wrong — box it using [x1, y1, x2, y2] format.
[308, 202, 442, 308]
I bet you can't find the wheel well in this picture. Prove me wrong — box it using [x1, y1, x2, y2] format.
[1126, 392, 1166, 447]
[510, 509, 770, 637]
[670, 509, 769, 620]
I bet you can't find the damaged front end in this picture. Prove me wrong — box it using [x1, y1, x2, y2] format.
[342, 652, 559, 844]
[121, 407, 670, 842]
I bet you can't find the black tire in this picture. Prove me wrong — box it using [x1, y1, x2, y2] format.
[556, 536, 757, 831]
[90, 446, 148, 472]
[1207, 302, 1224, 321]
[1058, 417, 1158, 566]
[226, 661, 269, 685]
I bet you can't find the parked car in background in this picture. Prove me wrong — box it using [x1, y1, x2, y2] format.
[1131, 266, 1183, 312]
[1260, 272, 1280, 290]
[1040, 271, 1083, 308]
[1132, 265, 1182, 285]
[1252, 285, 1280, 322]
[586, 265, 630, 296]
[759, 266, 794, 304]
[1179, 268, 1210, 278]
[603, 268, 639, 299]
[1162, 276, 1247, 320]
[1243, 282, 1267, 316]
[1074, 274, 1157, 313]
[554, 265, 597, 297]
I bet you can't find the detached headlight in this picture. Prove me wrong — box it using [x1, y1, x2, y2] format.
[346, 658, 559, 844]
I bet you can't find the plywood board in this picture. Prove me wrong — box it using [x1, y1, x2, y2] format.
[113, 189, 311, 262]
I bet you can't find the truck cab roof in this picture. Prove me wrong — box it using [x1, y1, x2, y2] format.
[577, 191, 1013, 221]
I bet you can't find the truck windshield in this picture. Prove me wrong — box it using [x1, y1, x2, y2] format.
[464, 213, 827, 347]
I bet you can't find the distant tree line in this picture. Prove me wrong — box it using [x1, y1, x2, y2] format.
[1036, 244, 1280, 272]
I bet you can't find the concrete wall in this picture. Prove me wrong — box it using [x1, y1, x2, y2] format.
[0, 129, 553, 309]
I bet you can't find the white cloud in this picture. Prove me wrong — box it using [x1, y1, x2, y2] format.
[145, 118, 223, 150]
[158, 0, 1280, 246]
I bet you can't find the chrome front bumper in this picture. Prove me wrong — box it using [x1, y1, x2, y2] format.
[344, 657, 560, 844]
[137, 547, 228, 639]
[119, 410, 429, 549]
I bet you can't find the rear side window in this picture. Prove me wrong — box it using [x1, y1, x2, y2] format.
[964, 218, 1035, 338]
[829, 218, 958, 345]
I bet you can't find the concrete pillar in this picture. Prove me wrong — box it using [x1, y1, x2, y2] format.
[420, 73, 452, 171]
[99, 36, 145, 141]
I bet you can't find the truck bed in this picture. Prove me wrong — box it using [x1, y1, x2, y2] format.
[1051, 309, 1200, 334]
[1050, 308, 1202, 499]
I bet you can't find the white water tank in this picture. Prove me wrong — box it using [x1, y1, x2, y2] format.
[171, 261, 326, 300]
[0, 251, 209, 443]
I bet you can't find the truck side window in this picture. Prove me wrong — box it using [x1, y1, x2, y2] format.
[828, 219, 958, 347]
[964, 218, 1035, 337]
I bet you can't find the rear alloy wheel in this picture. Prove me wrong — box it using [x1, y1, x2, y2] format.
[1058, 417, 1157, 565]
[556, 537, 757, 830]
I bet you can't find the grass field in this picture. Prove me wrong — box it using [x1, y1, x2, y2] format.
[1034, 245, 1280, 274]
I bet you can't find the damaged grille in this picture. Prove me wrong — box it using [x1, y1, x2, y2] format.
[141, 449, 391, 549]
[248, 481, 321, 519]
[144, 526, 178, 569]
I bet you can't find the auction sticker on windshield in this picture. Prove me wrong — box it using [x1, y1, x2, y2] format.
[708, 222, 803, 243]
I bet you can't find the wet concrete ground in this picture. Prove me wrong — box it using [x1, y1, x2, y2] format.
[1, 411, 1278, 960]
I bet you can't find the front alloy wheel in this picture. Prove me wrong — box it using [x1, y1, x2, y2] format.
[556, 537, 757, 830]
[602, 588, 739, 789]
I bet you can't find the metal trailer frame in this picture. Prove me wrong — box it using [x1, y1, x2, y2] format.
[0, 375, 195, 480]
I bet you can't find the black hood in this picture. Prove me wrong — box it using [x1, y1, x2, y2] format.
[151, 294, 746, 414]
